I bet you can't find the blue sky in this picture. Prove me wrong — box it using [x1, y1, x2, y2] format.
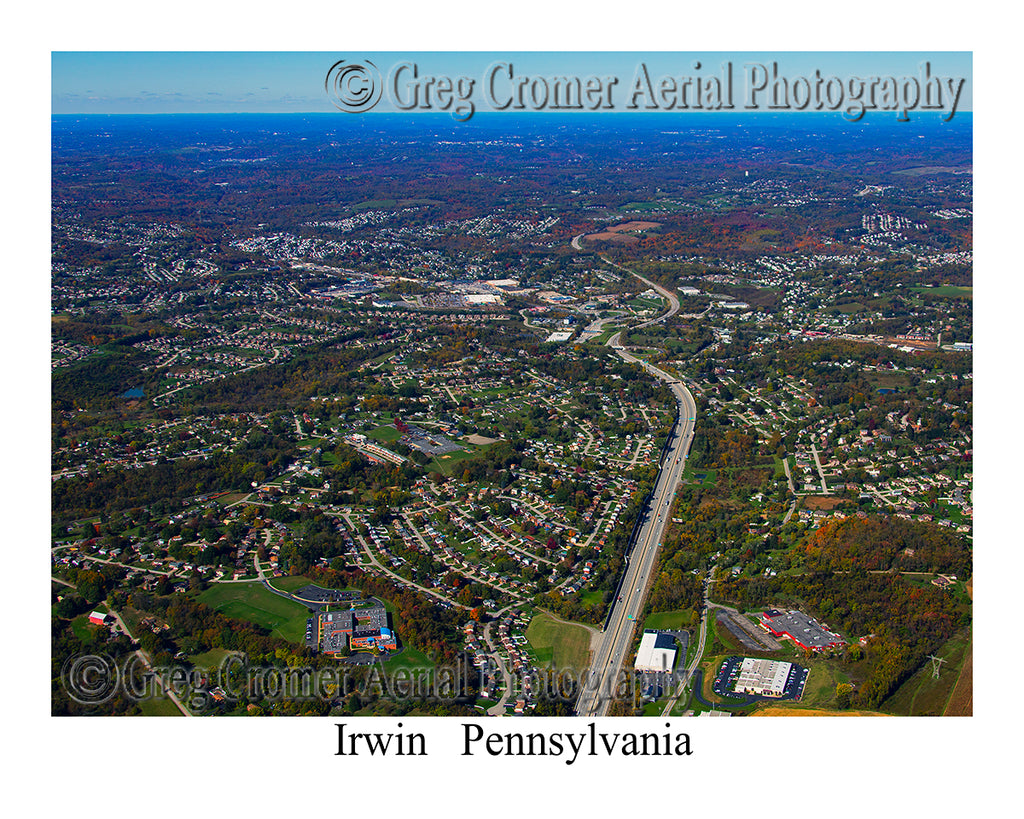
[52, 52, 972, 115]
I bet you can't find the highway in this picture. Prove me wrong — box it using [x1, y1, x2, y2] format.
[575, 262, 698, 717]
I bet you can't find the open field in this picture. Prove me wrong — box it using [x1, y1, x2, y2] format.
[525, 611, 592, 672]
[137, 695, 185, 716]
[944, 640, 973, 716]
[431, 447, 479, 475]
[585, 232, 638, 244]
[911, 285, 973, 299]
[189, 647, 237, 670]
[643, 609, 696, 630]
[367, 424, 402, 443]
[71, 615, 101, 646]
[802, 495, 846, 510]
[753, 707, 886, 716]
[605, 220, 662, 232]
[197, 582, 311, 644]
[794, 661, 856, 709]
[880, 628, 971, 716]
[382, 646, 435, 673]
[623, 201, 684, 213]
[267, 575, 318, 594]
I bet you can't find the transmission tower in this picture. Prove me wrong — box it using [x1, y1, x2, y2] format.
[927, 655, 946, 679]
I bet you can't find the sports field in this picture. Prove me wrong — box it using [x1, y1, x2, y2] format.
[197, 582, 311, 644]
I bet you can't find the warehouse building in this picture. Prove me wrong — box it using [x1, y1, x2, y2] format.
[733, 657, 792, 697]
[758, 609, 846, 651]
[634, 630, 678, 673]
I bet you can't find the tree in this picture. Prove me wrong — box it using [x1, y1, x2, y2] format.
[835, 682, 854, 710]
[75, 569, 106, 603]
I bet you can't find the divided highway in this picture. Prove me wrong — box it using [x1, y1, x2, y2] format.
[576, 263, 698, 717]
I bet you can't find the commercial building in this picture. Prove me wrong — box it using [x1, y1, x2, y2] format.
[733, 657, 792, 697]
[758, 609, 846, 652]
[634, 630, 678, 673]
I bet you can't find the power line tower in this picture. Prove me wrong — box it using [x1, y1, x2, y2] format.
[927, 655, 946, 679]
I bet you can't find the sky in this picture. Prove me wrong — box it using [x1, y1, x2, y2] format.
[51, 51, 973, 116]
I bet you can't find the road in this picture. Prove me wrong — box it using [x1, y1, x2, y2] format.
[575, 261, 697, 717]
[341, 512, 469, 610]
[810, 442, 830, 494]
[782, 456, 797, 494]
[660, 567, 715, 716]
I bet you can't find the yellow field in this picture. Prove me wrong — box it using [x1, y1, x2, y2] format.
[753, 706, 888, 717]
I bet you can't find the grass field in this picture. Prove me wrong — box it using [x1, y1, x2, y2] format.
[879, 629, 972, 716]
[189, 647, 237, 670]
[525, 612, 593, 673]
[71, 615, 100, 646]
[197, 582, 311, 644]
[944, 640, 973, 716]
[623, 200, 683, 212]
[589, 327, 624, 345]
[137, 695, 185, 716]
[353, 198, 397, 210]
[267, 575, 318, 594]
[911, 285, 973, 299]
[794, 661, 854, 709]
[431, 447, 479, 476]
[367, 424, 402, 443]
[643, 609, 696, 631]
[382, 646, 435, 674]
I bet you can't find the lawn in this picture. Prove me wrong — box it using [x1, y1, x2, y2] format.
[381, 646, 435, 674]
[71, 615, 100, 646]
[367, 424, 402, 443]
[197, 582, 311, 644]
[525, 612, 592, 673]
[794, 662, 846, 709]
[189, 647, 237, 671]
[267, 575, 318, 594]
[137, 695, 185, 716]
[911, 285, 973, 300]
[643, 609, 696, 631]
[431, 446, 479, 476]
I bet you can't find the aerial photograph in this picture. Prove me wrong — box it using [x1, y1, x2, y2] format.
[50, 50, 975, 727]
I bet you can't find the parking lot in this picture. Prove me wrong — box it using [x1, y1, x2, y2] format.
[712, 656, 808, 703]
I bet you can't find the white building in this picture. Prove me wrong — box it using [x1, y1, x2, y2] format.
[634, 630, 677, 673]
[734, 657, 791, 697]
